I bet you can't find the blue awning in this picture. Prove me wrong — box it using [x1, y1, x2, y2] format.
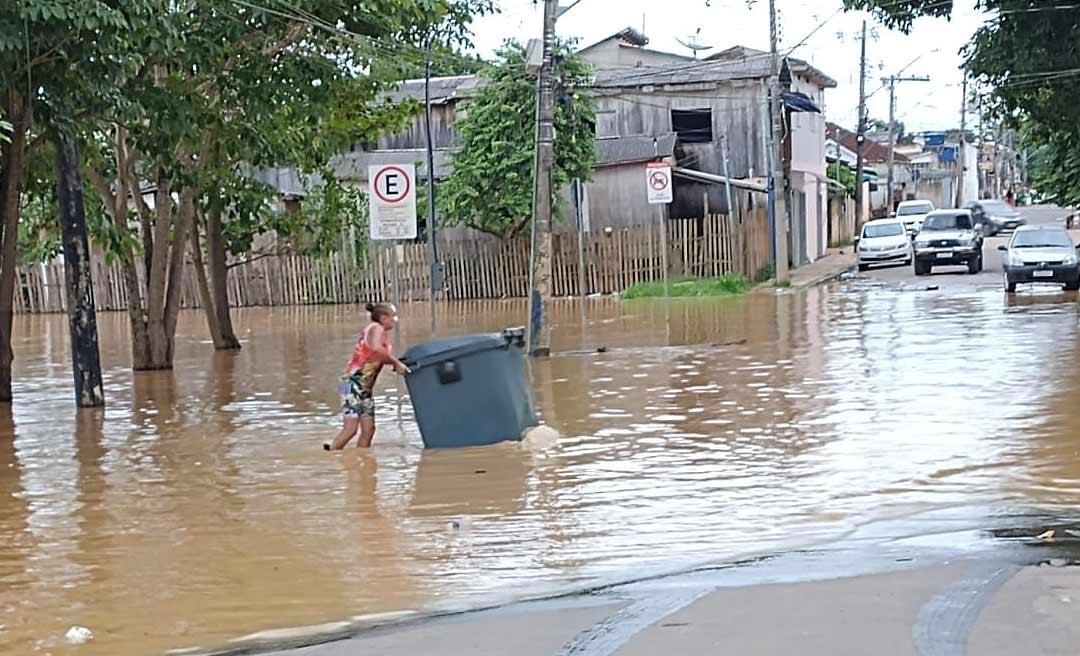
[782, 91, 821, 113]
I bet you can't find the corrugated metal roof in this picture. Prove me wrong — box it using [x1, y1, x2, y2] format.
[330, 149, 454, 180]
[251, 150, 455, 197]
[592, 52, 835, 89]
[387, 75, 484, 104]
[595, 133, 676, 166]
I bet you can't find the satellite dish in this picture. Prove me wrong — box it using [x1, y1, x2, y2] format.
[675, 28, 714, 59]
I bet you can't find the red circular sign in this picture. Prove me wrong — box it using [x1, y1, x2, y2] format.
[649, 171, 669, 190]
[373, 166, 412, 204]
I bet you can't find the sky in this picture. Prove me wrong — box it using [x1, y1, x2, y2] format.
[466, 0, 990, 133]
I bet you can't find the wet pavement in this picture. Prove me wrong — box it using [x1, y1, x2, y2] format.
[4, 207, 1080, 654]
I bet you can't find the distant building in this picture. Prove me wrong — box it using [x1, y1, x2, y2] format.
[585, 40, 837, 266]
[271, 29, 836, 270]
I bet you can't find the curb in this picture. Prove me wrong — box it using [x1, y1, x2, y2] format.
[791, 260, 858, 289]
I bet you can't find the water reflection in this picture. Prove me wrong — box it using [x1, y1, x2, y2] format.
[3, 285, 1080, 654]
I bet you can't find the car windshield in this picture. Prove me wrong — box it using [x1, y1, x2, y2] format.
[897, 203, 933, 216]
[983, 200, 1016, 214]
[863, 222, 905, 238]
[1011, 229, 1073, 248]
[923, 214, 971, 230]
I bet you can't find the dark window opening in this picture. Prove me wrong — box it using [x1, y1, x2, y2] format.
[671, 109, 713, 144]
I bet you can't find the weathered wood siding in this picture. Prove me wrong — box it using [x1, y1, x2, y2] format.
[592, 81, 770, 220]
[377, 103, 459, 151]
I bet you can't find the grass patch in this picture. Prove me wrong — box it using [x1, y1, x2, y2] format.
[622, 275, 752, 299]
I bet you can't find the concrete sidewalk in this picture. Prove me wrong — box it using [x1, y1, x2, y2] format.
[788, 247, 858, 288]
[213, 544, 1080, 656]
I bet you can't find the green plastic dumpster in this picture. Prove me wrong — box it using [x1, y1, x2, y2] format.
[402, 328, 537, 449]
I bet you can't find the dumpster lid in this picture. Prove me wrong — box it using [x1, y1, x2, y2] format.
[402, 331, 520, 369]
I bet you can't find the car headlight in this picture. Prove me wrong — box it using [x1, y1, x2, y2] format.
[1065, 255, 1077, 266]
[959, 237, 975, 247]
[914, 239, 929, 248]
[1008, 252, 1025, 267]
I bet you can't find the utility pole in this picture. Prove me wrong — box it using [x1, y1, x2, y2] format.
[886, 78, 897, 214]
[55, 138, 105, 408]
[423, 35, 440, 337]
[955, 73, 968, 207]
[768, 0, 789, 283]
[527, 0, 559, 357]
[884, 74, 930, 214]
[854, 20, 868, 231]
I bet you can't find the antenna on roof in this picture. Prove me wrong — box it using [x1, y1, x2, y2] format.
[675, 28, 714, 60]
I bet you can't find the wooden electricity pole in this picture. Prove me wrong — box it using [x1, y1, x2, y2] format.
[527, 0, 559, 357]
[768, 0, 789, 283]
[854, 20, 868, 231]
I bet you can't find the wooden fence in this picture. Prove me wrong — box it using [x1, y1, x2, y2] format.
[14, 207, 771, 314]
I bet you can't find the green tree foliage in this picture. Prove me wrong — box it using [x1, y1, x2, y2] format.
[439, 41, 596, 238]
[868, 118, 911, 144]
[1024, 124, 1080, 208]
[827, 162, 857, 197]
[0, 1, 160, 398]
[843, 0, 1080, 206]
[73, 0, 492, 364]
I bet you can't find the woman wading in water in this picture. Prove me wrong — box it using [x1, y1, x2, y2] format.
[325, 303, 410, 450]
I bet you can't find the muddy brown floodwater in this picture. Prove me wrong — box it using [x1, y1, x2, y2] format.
[3, 280, 1080, 655]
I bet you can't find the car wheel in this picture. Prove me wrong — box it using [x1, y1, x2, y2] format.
[1066, 280, 1080, 291]
[967, 257, 980, 275]
[914, 260, 929, 276]
[1006, 281, 1017, 293]
[904, 258, 912, 266]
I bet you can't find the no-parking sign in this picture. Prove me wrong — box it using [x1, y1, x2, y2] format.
[646, 162, 673, 204]
[369, 164, 417, 240]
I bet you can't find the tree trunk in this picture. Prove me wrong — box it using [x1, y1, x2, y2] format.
[55, 138, 105, 408]
[205, 206, 240, 350]
[145, 171, 173, 367]
[190, 213, 227, 349]
[0, 93, 28, 403]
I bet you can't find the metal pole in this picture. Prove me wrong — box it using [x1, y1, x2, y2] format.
[660, 205, 670, 296]
[574, 179, 587, 302]
[390, 242, 401, 353]
[768, 0, 789, 283]
[854, 20, 868, 232]
[527, 0, 558, 357]
[423, 35, 439, 337]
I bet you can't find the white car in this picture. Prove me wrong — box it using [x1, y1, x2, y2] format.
[895, 200, 935, 235]
[857, 218, 913, 271]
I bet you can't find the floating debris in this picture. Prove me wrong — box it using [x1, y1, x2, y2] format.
[66, 626, 93, 645]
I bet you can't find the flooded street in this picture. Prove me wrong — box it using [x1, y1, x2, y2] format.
[4, 279, 1080, 655]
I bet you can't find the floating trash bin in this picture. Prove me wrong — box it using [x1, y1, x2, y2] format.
[402, 328, 537, 449]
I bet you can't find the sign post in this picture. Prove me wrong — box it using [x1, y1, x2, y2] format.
[369, 164, 418, 353]
[646, 162, 673, 296]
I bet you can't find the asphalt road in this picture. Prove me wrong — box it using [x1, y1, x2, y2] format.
[857, 205, 1075, 292]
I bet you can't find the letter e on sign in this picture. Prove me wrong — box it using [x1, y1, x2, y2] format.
[369, 164, 418, 240]
[646, 162, 673, 204]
